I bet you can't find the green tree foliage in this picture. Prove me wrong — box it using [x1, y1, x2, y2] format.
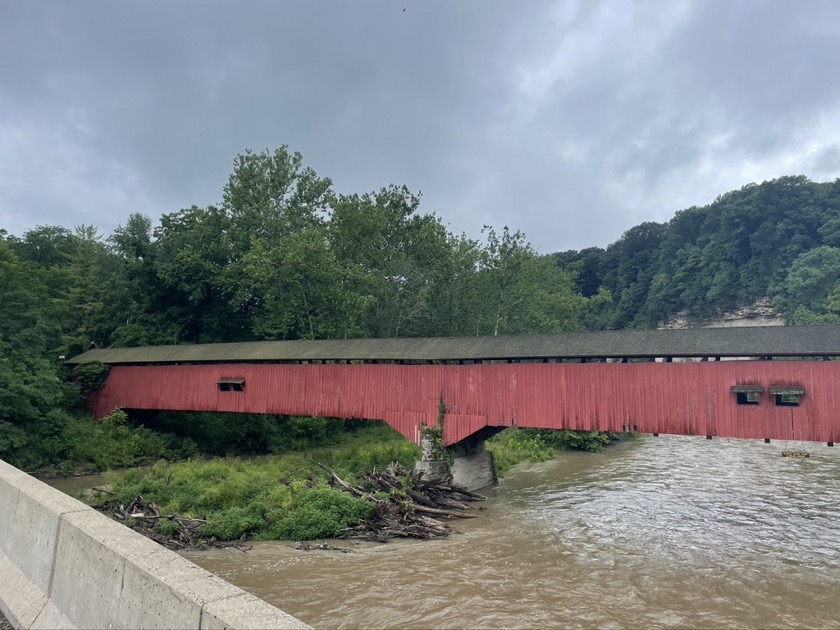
[72, 361, 110, 396]
[58, 226, 120, 354]
[600, 221, 667, 328]
[151, 205, 245, 343]
[242, 226, 371, 339]
[555, 246, 605, 298]
[476, 227, 588, 335]
[556, 176, 840, 327]
[422, 234, 484, 337]
[0, 239, 67, 467]
[107, 212, 180, 347]
[9, 225, 77, 268]
[0, 232, 194, 471]
[330, 186, 452, 338]
[221, 147, 334, 337]
[777, 247, 840, 322]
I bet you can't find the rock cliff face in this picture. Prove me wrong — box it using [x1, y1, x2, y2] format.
[659, 298, 785, 330]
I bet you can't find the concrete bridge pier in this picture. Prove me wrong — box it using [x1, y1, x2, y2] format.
[415, 426, 506, 492]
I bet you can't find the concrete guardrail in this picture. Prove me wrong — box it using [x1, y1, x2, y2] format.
[0, 459, 310, 629]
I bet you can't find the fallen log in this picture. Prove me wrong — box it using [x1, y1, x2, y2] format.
[432, 497, 473, 511]
[431, 485, 488, 501]
[413, 505, 478, 519]
[317, 463, 382, 502]
[295, 540, 352, 553]
[406, 488, 441, 508]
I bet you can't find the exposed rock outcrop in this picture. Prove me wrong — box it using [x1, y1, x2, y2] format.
[659, 298, 784, 330]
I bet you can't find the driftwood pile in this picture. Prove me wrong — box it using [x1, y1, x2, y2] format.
[319, 463, 487, 542]
[97, 495, 250, 552]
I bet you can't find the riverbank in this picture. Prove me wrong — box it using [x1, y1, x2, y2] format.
[94, 421, 421, 544]
[89, 426, 626, 547]
[98, 464, 487, 549]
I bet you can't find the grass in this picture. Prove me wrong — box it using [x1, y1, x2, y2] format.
[103, 420, 420, 542]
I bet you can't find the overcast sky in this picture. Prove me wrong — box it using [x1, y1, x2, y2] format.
[2, 1, 839, 252]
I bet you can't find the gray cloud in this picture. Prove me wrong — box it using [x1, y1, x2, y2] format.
[1, 0, 839, 251]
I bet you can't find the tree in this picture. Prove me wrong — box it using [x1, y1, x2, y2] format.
[110, 213, 153, 261]
[0, 240, 66, 467]
[221, 148, 333, 338]
[422, 233, 483, 337]
[330, 186, 450, 338]
[598, 222, 666, 328]
[776, 246, 840, 318]
[476, 227, 588, 336]
[241, 227, 371, 339]
[58, 226, 117, 355]
[555, 247, 605, 298]
[107, 213, 181, 346]
[223, 147, 332, 248]
[10, 225, 76, 268]
[152, 206, 246, 343]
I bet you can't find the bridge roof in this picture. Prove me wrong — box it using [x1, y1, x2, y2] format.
[66, 325, 840, 365]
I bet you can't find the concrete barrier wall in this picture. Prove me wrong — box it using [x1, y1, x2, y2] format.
[0, 459, 309, 629]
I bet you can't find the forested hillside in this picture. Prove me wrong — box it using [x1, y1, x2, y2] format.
[2, 147, 838, 470]
[557, 175, 840, 329]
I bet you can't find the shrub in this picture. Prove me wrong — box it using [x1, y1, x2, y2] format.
[72, 361, 110, 396]
[487, 428, 622, 477]
[200, 505, 267, 540]
[63, 413, 198, 472]
[261, 487, 374, 540]
[153, 519, 180, 537]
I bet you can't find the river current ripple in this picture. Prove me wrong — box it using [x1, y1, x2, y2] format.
[185, 436, 840, 628]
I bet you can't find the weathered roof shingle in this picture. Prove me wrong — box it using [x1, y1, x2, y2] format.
[66, 325, 840, 365]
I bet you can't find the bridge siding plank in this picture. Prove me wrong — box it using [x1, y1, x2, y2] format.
[89, 362, 840, 445]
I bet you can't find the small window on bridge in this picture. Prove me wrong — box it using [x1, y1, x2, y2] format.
[218, 379, 245, 392]
[770, 386, 804, 407]
[736, 392, 760, 405]
[731, 385, 762, 406]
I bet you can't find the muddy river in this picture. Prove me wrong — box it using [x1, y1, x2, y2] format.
[177, 436, 840, 628]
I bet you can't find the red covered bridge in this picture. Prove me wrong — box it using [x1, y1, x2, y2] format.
[70, 326, 840, 450]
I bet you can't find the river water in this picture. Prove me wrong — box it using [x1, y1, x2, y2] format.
[182, 436, 840, 629]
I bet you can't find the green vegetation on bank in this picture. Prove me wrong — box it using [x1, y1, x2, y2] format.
[487, 428, 624, 477]
[102, 420, 420, 541]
